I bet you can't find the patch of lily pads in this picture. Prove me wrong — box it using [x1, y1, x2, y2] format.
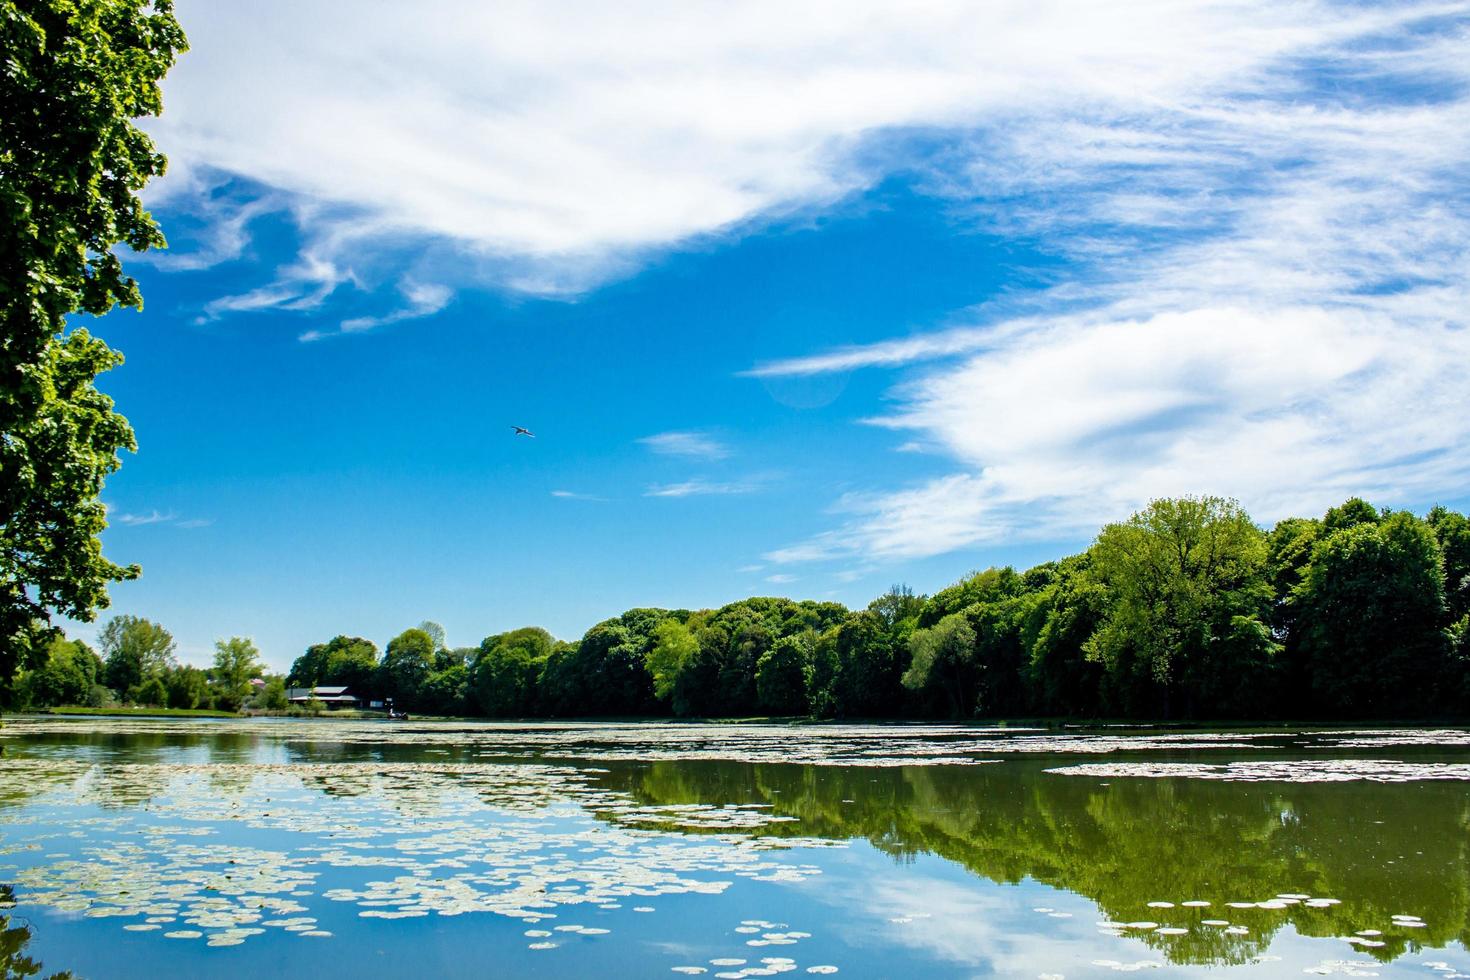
[10, 716, 1457, 767]
[0, 756, 830, 950]
[1044, 760, 1470, 782]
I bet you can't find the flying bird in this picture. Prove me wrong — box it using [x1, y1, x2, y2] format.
[512, 426, 535, 438]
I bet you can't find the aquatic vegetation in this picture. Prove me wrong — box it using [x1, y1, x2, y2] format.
[0, 756, 828, 952]
[8, 716, 1465, 768]
[2, 718, 1469, 976]
[1044, 760, 1470, 782]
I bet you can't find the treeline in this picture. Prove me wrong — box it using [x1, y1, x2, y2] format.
[287, 495, 1470, 720]
[5, 495, 1469, 720]
[1, 616, 281, 714]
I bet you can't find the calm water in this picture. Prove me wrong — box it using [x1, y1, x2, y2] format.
[1, 719, 1468, 979]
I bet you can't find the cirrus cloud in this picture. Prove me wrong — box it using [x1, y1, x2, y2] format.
[147, 0, 1425, 307]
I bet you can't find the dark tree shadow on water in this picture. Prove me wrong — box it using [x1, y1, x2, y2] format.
[0, 886, 74, 980]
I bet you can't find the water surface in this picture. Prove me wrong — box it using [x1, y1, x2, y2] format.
[1, 718, 1468, 978]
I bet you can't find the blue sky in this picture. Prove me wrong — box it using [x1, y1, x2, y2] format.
[78, 1, 1470, 668]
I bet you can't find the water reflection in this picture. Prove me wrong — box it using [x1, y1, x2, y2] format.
[1, 719, 1468, 975]
[606, 759, 1470, 965]
[0, 887, 74, 980]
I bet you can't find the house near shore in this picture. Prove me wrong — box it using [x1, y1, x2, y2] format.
[285, 685, 363, 708]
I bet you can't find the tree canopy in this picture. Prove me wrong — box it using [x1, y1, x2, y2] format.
[6, 495, 1469, 722]
[1, 0, 186, 684]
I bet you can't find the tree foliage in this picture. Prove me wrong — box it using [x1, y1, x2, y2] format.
[1, 0, 186, 673]
[211, 636, 262, 710]
[1085, 496, 1275, 717]
[903, 613, 979, 717]
[1296, 511, 1451, 716]
[755, 633, 811, 715]
[646, 619, 697, 703]
[378, 628, 436, 706]
[471, 626, 553, 716]
[10, 495, 1470, 721]
[289, 635, 378, 691]
[99, 613, 174, 694]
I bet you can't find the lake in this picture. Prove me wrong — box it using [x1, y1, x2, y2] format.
[1, 718, 1467, 979]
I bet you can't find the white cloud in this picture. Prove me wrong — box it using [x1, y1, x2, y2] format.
[753, 6, 1470, 563]
[114, 509, 176, 526]
[150, 0, 1414, 305]
[199, 250, 349, 322]
[768, 306, 1470, 563]
[112, 510, 213, 529]
[300, 280, 452, 342]
[645, 479, 758, 498]
[551, 489, 607, 501]
[144, 2, 1470, 561]
[765, 573, 798, 584]
[637, 430, 732, 459]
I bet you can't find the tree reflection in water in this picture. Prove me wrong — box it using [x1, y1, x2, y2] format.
[600, 758, 1470, 967]
[1, 887, 73, 980]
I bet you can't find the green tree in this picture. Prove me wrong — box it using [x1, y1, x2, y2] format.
[573, 621, 657, 715]
[719, 620, 768, 715]
[420, 664, 467, 715]
[471, 627, 553, 716]
[1323, 496, 1380, 534]
[902, 612, 978, 717]
[1085, 496, 1275, 717]
[868, 584, 924, 631]
[211, 636, 262, 710]
[257, 675, 287, 710]
[132, 673, 165, 706]
[99, 614, 174, 694]
[19, 636, 100, 707]
[807, 626, 841, 718]
[289, 635, 378, 691]
[1296, 510, 1452, 716]
[417, 620, 447, 651]
[164, 664, 209, 709]
[379, 628, 436, 708]
[755, 633, 812, 715]
[831, 611, 901, 717]
[1022, 555, 1107, 716]
[671, 629, 725, 717]
[1427, 506, 1470, 623]
[1, 0, 187, 690]
[920, 568, 1023, 628]
[436, 646, 472, 672]
[646, 619, 697, 703]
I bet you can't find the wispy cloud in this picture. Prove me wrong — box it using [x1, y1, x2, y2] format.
[645, 479, 759, 499]
[765, 573, 798, 584]
[637, 430, 732, 460]
[300, 280, 452, 342]
[150, 0, 1414, 315]
[114, 509, 177, 526]
[550, 489, 608, 502]
[198, 250, 349, 322]
[112, 510, 213, 529]
[754, 5, 1470, 564]
[131, 174, 283, 273]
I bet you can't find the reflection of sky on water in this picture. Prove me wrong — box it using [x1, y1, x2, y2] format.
[795, 851, 1470, 978]
[1, 718, 1469, 978]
